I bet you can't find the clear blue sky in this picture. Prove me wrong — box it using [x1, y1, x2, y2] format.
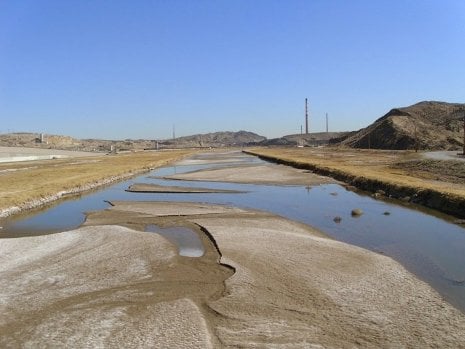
[1, 0, 464, 140]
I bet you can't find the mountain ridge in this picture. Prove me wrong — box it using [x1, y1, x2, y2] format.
[0, 130, 267, 151]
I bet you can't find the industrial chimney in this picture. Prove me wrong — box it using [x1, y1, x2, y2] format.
[305, 98, 309, 134]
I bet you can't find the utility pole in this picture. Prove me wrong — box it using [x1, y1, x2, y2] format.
[326, 113, 329, 133]
[463, 111, 465, 155]
[305, 98, 309, 134]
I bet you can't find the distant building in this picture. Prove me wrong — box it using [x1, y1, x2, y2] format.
[35, 133, 47, 144]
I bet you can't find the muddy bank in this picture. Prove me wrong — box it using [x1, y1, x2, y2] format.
[127, 183, 244, 193]
[162, 163, 337, 186]
[194, 213, 465, 347]
[2, 201, 465, 347]
[245, 150, 465, 218]
[0, 210, 233, 347]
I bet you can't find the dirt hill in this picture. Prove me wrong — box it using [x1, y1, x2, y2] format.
[0, 131, 266, 152]
[159, 131, 266, 148]
[338, 101, 465, 150]
[0, 133, 158, 152]
[0, 133, 82, 149]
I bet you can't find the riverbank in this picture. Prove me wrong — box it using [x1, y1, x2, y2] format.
[245, 147, 465, 219]
[0, 150, 195, 218]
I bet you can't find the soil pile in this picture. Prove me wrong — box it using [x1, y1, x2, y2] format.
[339, 101, 465, 150]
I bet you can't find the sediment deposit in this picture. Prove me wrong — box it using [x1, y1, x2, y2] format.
[2, 201, 465, 347]
[163, 163, 337, 186]
[127, 183, 243, 193]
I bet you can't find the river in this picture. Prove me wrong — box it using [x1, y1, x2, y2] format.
[1, 151, 464, 313]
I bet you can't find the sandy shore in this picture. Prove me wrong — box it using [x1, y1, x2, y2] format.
[0, 217, 231, 348]
[127, 183, 244, 193]
[2, 200, 465, 347]
[162, 163, 337, 186]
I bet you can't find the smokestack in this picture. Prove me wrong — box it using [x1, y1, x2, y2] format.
[305, 98, 309, 134]
[326, 113, 329, 133]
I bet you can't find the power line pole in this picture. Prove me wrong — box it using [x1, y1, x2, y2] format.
[305, 98, 309, 134]
[326, 113, 329, 133]
[463, 111, 465, 156]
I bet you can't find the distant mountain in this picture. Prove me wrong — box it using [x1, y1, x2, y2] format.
[0, 132, 156, 152]
[337, 101, 465, 150]
[159, 131, 266, 148]
[0, 132, 81, 148]
[0, 131, 267, 151]
[257, 132, 349, 147]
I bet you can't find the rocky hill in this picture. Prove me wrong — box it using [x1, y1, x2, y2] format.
[0, 133, 83, 149]
[338, 101, 465, 150]
[159, 131, 266, 148]
[0, 133, 157, 152]
[0, 131, 266, 152]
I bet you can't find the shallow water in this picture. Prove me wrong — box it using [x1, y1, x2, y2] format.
[1, 152, 465, 313]
[145, 224, 204, 257]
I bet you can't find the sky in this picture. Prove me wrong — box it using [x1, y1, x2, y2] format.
[0, 0, 464, 140]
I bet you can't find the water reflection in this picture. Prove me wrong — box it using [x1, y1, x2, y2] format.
[145, 224, 204, 257]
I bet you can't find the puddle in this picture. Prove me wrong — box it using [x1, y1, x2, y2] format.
[1, 151, 465, 313]
[145, 224, 204, 257]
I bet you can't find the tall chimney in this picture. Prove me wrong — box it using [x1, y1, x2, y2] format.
[305, 98, 309, 134]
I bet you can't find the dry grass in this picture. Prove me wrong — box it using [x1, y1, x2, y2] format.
[246, 147, 465, 198]
[0, 150, 195, 212]
[392, 159, 465, 184]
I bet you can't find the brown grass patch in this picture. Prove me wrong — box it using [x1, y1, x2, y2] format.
[0, 150, 195, 213]
[245, 147, 465, 217]
[392, 159, 465, 184]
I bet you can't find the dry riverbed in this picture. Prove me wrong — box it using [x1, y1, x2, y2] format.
[2, 200, 465, 347]
[2, 151, 465, 347]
